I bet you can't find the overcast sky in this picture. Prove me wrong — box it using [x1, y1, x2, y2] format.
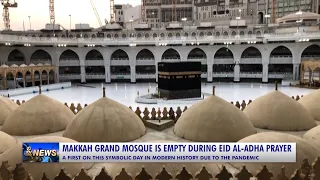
[1, 0, 141, 30]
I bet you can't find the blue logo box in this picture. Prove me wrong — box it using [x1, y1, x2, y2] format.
[22, 142, 59, 163]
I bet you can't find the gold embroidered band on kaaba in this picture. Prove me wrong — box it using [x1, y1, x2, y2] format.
[158, 71, 201, 76]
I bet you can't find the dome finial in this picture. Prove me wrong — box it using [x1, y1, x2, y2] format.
[212, 86, 215, 96]
[103, 87, 106, 97]
[39, 85, 42, 94]
[275, 81, 278, 91]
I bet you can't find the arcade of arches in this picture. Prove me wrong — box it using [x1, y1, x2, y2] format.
[300, 45, 320, 87]
[0, 65, 56, 90]
[3, 44, 320, 84]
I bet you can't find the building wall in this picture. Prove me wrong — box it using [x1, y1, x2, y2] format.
[114, 4, 141, 24]
[1, 42, 318, 83]
[118, 0, 319, 28]
[123, 5, 142, 22]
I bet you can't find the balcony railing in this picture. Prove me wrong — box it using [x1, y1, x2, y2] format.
[59, 58, 80, 61]
[111, 58, 129, 60]
[1, 32, 320, 45]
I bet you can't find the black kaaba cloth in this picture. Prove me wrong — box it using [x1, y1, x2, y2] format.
[158, 62, 201, 99]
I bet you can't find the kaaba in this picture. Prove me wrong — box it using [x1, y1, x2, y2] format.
[158, 62, 201, 99]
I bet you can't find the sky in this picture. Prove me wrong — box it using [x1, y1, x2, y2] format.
[1, 0, 141, 30]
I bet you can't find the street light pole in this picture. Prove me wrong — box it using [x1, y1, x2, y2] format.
[237, 9, 241, 36]
[28, 16, 31, 30]
[69, 15, 71, 30]
[129, 19, 133, 30]
[52, 20, 55, 37]
[265, 14, 270, 33]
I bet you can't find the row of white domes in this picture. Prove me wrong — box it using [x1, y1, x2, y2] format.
[0, 63, 51, 68]
[0, 87, 320, 179]
[0, 88, 320, 142]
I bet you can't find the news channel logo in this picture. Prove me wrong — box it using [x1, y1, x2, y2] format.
[22, 142, 59, 163]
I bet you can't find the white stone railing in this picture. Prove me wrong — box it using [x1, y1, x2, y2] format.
[1, 32, 320, 45]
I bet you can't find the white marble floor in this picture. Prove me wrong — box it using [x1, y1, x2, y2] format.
[10, 82, 316, 109]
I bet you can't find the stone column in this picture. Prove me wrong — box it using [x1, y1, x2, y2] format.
[4, 76, 7, 90]
[55, 66, 60, 83]
[40, 74, 42, 86]
[155, 66, 158, 83]
[13, 75, 16, 89]
[262, 64, 269, 83]
[105, 65, 111, 83]
[23, 76, 26, 87]
[207, 64, 213, 82]
[80, 66, 86, 83]
[293, 63, 300, 81]
[234, 64, 240, 82]
[32, 74, 35, 86]
[130, 65, 136, 83]
[47, 73, 50, 85]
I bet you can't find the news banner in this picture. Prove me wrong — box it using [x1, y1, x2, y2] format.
[22, 142, 296, 163]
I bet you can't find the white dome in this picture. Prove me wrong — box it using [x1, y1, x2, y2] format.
[174, 95, 256, 142]
[0, 96, 19, 125]
[277, 11, 320, 23]
[299, 90, 320, 121]
[2, 94, 74, 135]
[243, 90, 316, 131]
[63, 91, 146, 142]
[0, 131, 16, 154]
[303, 125, 320, 148]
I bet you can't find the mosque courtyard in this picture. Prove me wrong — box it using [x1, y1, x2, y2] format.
[9, 82, 316, 109]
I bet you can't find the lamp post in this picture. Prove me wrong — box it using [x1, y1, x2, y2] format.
[69, 14, 71, 30]
[23, 20, 25, 32]
[129, 19, 133, 30]
[80, 23, 83, 37]
[28, 16, 31, 30]
[296, 10, 303, 32]
[237, 9, 241, 36]
[181, 17, 187, 32]
[52, 20, 55, 37]
[236, 16, 241, 34]
[265, 14, 270, 33]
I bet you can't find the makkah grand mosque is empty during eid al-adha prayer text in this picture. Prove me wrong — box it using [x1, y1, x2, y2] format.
[1, 0, 320, 179]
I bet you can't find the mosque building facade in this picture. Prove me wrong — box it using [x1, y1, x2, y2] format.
[0, 10, 320, 89]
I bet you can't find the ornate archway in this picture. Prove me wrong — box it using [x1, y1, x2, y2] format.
[214, 47, 233, 59]
[86, 49, 103, 60]
[42, 70, 48, 85]
[16, 72, 24, 88]
[111, 49, 129, 60]
[162, 49, 180, 60]
[7, 49, 25, 65]
[187, 48, 207, 60]
[300, 60, 320, 87]
[136, 49, 154, 60]
[31, 49, 52, 64]
[60, 50, 79, 60]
